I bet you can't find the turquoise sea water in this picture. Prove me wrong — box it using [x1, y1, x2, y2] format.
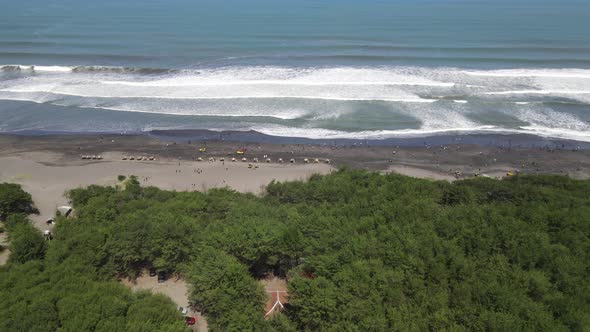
[0, 0, 589, 140]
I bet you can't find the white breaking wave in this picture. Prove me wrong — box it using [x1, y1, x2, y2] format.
[0, 89, 437, 103]
[485, 90, 590, 95]
[518, 126, 590, 142]
[0, 65, 73, 72]
[513, 106, 590, 132]
[252, 125, 500, 140]
[253, 124, 590, 142]
[31, 66, 73, 72]
[462, 68, 590, 79]
[101, 79, 454, 87]
[69, 104, 308, 120]
[1, 64, 589, 142]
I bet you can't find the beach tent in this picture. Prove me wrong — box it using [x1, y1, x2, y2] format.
[57, 206, 73, 217]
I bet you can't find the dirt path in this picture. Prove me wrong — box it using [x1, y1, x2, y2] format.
[0, 232, 9, 266]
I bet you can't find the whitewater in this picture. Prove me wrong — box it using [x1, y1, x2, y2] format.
[0, 65, 589, 141]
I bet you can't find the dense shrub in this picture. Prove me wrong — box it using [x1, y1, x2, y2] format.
[2, 171, 590, 331]
[7, 219, 47, 264]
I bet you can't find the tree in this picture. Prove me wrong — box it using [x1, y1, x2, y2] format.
[4, 172, 589, 330]
[0, 183, 35, 219]
[8, 220, 47, 264]
[186, 247, 267, 331]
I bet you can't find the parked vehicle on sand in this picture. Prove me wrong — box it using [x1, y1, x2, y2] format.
[157, 271, 166, 283]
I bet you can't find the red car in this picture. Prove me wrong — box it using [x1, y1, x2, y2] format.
[184, 316, 196, 326]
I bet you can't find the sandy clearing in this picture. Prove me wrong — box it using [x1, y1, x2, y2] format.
[121, 272, 207, 332]
[261, 275, 289, 317]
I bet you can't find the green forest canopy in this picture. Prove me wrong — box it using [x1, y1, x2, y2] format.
[1, 171, 589, 331]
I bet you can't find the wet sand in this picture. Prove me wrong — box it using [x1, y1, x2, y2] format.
[2, 133, 589, 176]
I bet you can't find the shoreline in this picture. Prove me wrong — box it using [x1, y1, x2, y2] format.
[4, 129, 590, 149]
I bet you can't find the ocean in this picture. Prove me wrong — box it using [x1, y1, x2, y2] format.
[1, 0, 589, 141]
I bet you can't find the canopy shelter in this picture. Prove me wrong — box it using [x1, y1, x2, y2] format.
[57, 206, 73, 217]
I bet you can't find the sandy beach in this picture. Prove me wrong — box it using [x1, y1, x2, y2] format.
[0, 149, 332, 232]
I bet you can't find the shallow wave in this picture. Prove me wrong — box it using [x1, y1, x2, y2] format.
[0, 52, 152, 61]
[0, 96, 306, 120]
